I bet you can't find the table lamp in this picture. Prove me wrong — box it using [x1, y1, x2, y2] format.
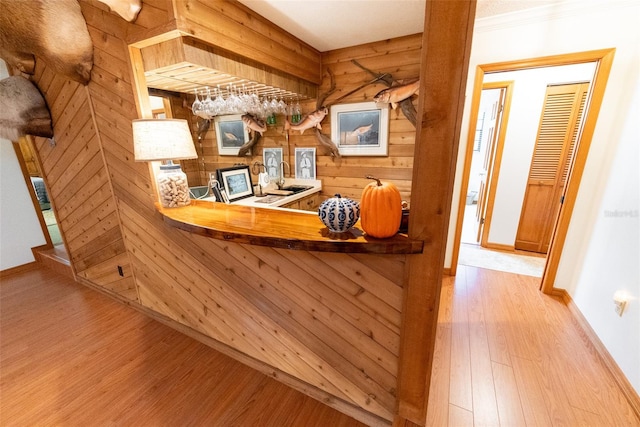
[132, 118, 197, 208]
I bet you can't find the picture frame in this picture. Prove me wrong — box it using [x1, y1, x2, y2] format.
[214, 114, 250, 155]
[330, 101, 389, 156]
[295, 147, 316, 180]
[216, 165, 254, 202]
[263, 147, 283, 180]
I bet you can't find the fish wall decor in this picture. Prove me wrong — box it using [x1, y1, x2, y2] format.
[284, 107, 328, 134]
[373, 79, 420, 110]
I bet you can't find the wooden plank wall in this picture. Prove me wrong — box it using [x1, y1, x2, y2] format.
[318, 36, 421, 202]
[180, 34, 422, 203]
[22, 0, 417, 423]
[29, 61, 137, 302]
[173, 0, 322, 84]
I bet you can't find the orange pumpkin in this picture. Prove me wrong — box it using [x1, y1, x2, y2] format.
[360, 175, 402, 238]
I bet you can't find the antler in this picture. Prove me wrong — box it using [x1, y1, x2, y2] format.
[312, 68, 341, 157]
[314, 128, 340, 158]
[317, 67, 337, 109]
[238, 132, 261, 157]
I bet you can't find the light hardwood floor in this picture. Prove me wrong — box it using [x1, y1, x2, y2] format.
[426, 265, 639, 426]
[0, 266, 366, 426]
[1, 265, 638, 426]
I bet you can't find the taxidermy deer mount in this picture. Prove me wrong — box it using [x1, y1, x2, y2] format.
[0, 76, 54, 140]
[0, 0, 141, 140]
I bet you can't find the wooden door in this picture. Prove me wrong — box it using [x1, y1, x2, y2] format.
[477, 87, 507, 244]
[17, 136, 40, 176]
[515, 82, 589, 253]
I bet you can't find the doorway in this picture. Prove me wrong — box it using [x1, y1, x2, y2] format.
[15, 136, 62, 247]
[515, 81, 590, 254]
[450, 48, 616, 294]
[457, 80, 548, 277]
[461, 82, 511, 247]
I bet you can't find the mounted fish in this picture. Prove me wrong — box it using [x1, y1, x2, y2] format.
[373, 79, 420, 110]
[284, 107, 328, 135]
[241, 114, 267, 136]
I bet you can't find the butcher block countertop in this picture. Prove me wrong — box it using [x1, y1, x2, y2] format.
[156, 200, 424, 254]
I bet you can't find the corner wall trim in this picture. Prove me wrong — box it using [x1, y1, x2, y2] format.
[555, 287, 640, 419]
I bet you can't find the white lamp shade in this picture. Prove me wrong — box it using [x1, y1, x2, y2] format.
[132, 119, 197, 161]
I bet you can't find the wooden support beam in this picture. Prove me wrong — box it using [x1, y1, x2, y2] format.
[395, 1, 476, 425]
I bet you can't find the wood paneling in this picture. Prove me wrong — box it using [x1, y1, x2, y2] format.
[177, 34, 422, 204]
[171, 0, 321, 84]
[16, 137, 39, 176]
[119, 199, 401, 422]
[24, 1, 420, 423]
[141, 37, 318, 100]
[29, 58, 135, 302]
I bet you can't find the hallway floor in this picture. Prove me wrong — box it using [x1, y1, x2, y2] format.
[458, 243, 546, 277]
[459, 205, 546, 277]
[426, 265, 639, 426]
[1, 266, 637, 426]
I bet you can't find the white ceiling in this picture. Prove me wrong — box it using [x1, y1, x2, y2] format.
[238, 0, 563, 51]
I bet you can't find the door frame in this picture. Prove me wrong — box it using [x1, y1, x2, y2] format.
[449, 48, 615, 295]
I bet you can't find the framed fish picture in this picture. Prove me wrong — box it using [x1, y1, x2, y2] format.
[330, 102, 389, 156]
[214, 114, 250, 155]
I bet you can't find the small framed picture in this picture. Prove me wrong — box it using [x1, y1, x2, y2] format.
[214, 115, 250, 155]
[263, 147, 283, 180]
[295, 147, 316, 180]
[216, 165, 254, 202]
[331, 101, 389, 156]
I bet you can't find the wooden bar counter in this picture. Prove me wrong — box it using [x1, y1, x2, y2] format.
[157, 200, 423, 254]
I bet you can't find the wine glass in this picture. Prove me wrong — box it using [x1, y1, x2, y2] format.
[192, 89, 203, 116]
[212, 86, 225, 116]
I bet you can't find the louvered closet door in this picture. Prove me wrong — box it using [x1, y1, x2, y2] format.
[515, 82, 589, 253]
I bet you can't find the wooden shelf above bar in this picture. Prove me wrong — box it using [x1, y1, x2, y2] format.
[157, 201, 424, 254]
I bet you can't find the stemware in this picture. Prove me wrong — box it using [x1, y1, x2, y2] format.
[212, 86, 225, 116]
[192, 89, 203, 117]
[191, 83, 300, 120]
[278, 97, 288, 114]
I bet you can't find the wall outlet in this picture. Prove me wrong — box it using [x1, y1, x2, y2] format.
[614, 299, 627, 317]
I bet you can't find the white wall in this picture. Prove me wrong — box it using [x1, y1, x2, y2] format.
[446, 0, 640, 392]
[0, 60, 47, 270]
[571, 80, 639, 393]
[483, 63, 596, 245]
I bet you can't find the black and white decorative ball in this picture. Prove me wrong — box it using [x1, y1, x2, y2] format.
[318, 194, 360, 233]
